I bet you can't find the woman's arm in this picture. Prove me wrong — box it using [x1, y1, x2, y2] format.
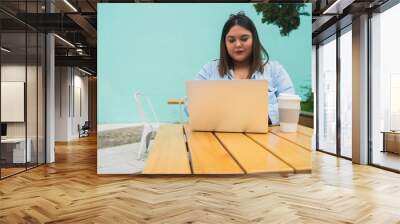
[268, 61, 295, 125]
[273, 62, 295, 95]
[196, 60, 219, 80]
[196, 63, 211, 80]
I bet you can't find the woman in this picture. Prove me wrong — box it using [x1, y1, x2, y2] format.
[196, 12, 295, 125]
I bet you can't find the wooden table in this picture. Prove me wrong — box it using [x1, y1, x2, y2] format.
[381, 131, 400, 154]
[143, 124, 312, 175]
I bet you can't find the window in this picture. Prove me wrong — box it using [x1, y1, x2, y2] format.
[370, 2, 400, 171]
[317, 36, 337, 155]
[339, 28, 352, 158]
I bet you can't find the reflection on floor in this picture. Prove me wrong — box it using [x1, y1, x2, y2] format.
[0, 167, 25, 178]
[373, 150, 400, 171]
[0, 163, 43, 178]
[340, 147, 352, 158]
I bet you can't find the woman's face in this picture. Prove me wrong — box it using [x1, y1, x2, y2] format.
[225, 25, 253, 64]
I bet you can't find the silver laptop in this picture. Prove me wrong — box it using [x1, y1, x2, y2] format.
[186, 80, 268, 133]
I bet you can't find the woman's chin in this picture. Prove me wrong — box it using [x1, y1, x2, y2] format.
[233, 57, 249, 63]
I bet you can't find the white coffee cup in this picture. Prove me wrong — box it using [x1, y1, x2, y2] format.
[278, 93, 301, 132]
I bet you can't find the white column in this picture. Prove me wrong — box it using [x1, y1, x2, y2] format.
[46, 33, 55, 163]
[312, 45, 317, 150]
[46, 1, 55, 163]
[352, 14, 369, 164]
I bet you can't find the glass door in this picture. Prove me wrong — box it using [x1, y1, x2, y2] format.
[370, 4, 400, 171]
[317, 36, 337, 155]
[0, 1, 47, 179]
[1, 31, 28, 178]
[339, 28, 352, 159]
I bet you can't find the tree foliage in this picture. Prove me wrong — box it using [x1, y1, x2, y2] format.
[254, 3, 310, 36]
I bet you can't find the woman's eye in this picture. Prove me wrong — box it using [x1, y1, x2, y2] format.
[240, 37, 249, 42]
[228, 39, 235, 43]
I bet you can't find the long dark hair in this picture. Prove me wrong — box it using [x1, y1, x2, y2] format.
[218, 12, 269, 78]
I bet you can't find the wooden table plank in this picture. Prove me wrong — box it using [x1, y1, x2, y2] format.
[269, 126, 312, 151]
[298, 125, 313, 137]
[215, 133, 294, 174]
[143, 124, 191, 174]
[247, 133, 312, 173]
[185, 125, 244, 174]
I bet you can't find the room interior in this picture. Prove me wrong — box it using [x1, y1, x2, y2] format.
[0, 0, 400, 222]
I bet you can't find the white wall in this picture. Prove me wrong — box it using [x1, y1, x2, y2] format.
[1, 65, 27, 141]
[73, 73, 89, 137]
[1, 65, 41, 137]
[55, 66, 69, 141]
[1, 63, 46, 164]
[1, 66, 25, 130]
[55, 67, 89, 141]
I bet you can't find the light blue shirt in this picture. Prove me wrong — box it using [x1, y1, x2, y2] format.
[194, 59, 295, 125]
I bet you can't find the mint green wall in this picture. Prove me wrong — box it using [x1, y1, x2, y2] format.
[98, 3, 311, 124]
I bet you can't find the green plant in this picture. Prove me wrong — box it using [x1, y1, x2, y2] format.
[300, 86, 313, 113]
[253, 3, 310, 36]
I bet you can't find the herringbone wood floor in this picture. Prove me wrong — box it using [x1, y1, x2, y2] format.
[1, 135, 400, 223]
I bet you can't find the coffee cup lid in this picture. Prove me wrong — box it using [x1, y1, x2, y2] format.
[278, 93, 301, 101]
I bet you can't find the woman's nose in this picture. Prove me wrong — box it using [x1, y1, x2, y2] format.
[234, 41, 242, 47]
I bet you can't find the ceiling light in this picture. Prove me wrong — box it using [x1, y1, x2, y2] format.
[63, 0, 78, 12]
[76, 48, 84, 55]
[1, 47, 11, 53]
[54, 34, 75, 48]
[322, 0, 354, 15]
[78, 67, 92, 76]
[323, 0, 343, 14]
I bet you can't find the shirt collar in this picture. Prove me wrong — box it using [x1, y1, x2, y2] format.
[226, 69, 257, 80]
